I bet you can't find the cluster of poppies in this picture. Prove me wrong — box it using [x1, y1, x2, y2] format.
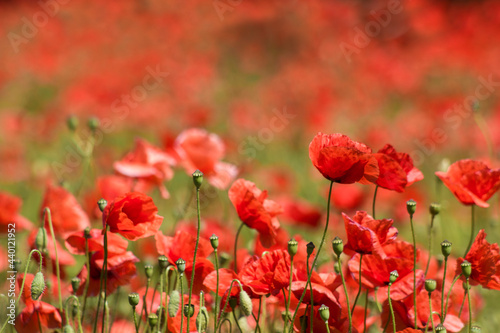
[3, 129, 500, 333]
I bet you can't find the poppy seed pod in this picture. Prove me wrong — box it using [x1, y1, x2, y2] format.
[144, 265, 154, 279]
[71, 277, 81, 294]
[461, 260, 472, 278]
[196, 306, 209, 332]
[176, 258, 186, 274]
[429, 203, 441, 216]
[239, 290, 253, 316]
[31, 272, 45, 301]
[168, 290, 180, 317]
[35, 227, 47, 250]
[471, 326, 481, 332]
[441, 240, 452, 257]
[425, 279, 437, 293]
[88, 117, 100, 131]
[63, 325, 75, 333]
[97, 198, 107, 212]
[84, 227, 92, 239]
[389, 270, 399, 284]
[406, 199, 417, 216]
[306, 242, 316, 257]
[435, 323, 447, 332]
[319, 304, 330, 322]
[332, 237, 343, 257]
[128, 292, 140, 307]
[158, 255, 169, 270]
[71, 303, 79, 318]
[184, 304, 195, 318]
[66, 115, 78, 131]
[210, 234, 219, 250]
[192, 170, 204, 189]
[288, 238, 298, 257]
[148, 314, 158, 328]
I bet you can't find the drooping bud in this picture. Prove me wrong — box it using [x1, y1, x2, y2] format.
[229, 296, 238, 310]
[35, 227, 47, 251]
[31, 272, 45, 301]
[184, 304, 195, 318]
[239, 290, 253, 316]
[461, 260, 472, 278]
[287, 239, 298, 257]
[319, 304, 330, 322]
[192, 170, 204, 189]
[210, 234, 219, 250]
[425, 279, 437, 293]
[97, 198, 107, 212]
[158, 255, 169, 270]
[441, 240, 452, 258]
[128, 292, 140, 307]
[176, 258, 186, 274]
[168, 290, 180, 317]
[66, 115, 78, 132]
[144, 265, 154, 279]
[196, 306, 209, 332]
[71, 277, 81, 294]
[406, 199, 417, 216]
[429, 203, 441, 216]
[332, 237, 343, 257]
[389, 270, 399, 284]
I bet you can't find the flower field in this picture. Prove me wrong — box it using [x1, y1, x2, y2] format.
[1, 0, 500, 332]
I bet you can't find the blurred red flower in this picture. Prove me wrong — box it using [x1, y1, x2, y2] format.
[374, 144, 424, 192]
[228, 178, 283, 248]
[114, 138, 175, 199]
[456, 229, 500, 290]
[276, 196, 322, 227]
[40, 184, 90, 237]
[435, 159, 500, 207]
[309, 133, 379, 184]
[65, 228, 129, 255]
[0, 191, 32, 233]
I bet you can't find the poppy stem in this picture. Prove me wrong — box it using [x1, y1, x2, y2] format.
[219, 318, 231, 333]
[351, 254, 363, 313]
[425, 214, 436, 276]
[409, 212, 418, 329]
[443, 274, 462, 322]
[158, 268, 164, 332]
[288, 180, 334, 333]
[180, 273, 184, 333]
[255, 296, 263, 333]
[44, 208, 63, 328]
[338, 253, 353, 333]
[466, 278, 472, 333]
[138, 277, 151, 332]
[324, 318, 331, 333]
[307, 255, 314, 333]
[283, 256, 294, 332]
[429, 292, 436, 333]
[440, 256, 448, 322]
[214, 249, 220, 333]
[372, 185, 379, 219]
[81, 235, 91, 323]
[374, 287, 382, 312]
[458, 288, 466, 318]
[93, 225, 109, 333]
[233, 310, 243, 333]
[387, 283, 396, 333]
[234, 222, 244, 273]
[363, 290, 369, 333]
[101, 226, 109, 333]
[464, 205, 475, 257]
[186, 187, 202, 333]
[66, 296, 83, 333]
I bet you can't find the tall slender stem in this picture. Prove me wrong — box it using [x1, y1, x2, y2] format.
[409, 213, 417, 329]
[101, 226, 109, 333]
[388, 283, 396, 333]
[283, 256, 294, 332]
[443, 274, 462, 322]
[214, 249, 220, 333]
[440, 256, 448, 322]
[307, 255, 314, 333]
[363, 290, 369, 333]
[44, 208, 63, 320]
[138, 277, 150, 331]
[158, 269, 164, 332]
[351, 254, 363, 312]
[289, 180, 334, 332]
[429, 293, 436, 333]
[425, 214, 436, 276]
[338, 254, 352, 333]
[466, 278, 472, 333]
[464, 205, 475, 257]
[232, 311, 243, 333]
[234, 222, 244, 273]
[372, 185, 379, 218]
[81, 236, 91, 322]
[180, 274, 184, 333]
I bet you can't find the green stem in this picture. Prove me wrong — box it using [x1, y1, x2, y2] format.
[233, 310, 243, 333]
[429, 293, 436, 333]
[214, 250, 220, 333]
[466, 278, 472, 333]
[443, 274, 462, 322]
[158, 268, 164, 332]
[388, 283, 396, 333]
[374, 287, 382, 312]
[308, 255, 314, 333]
[93, 225, 109, 333]
[363, 290, 369, 333]
[66, 296, 84, 333]
[338, 254, 352, 333]
[44, 208, 63, 321]
[440, 257, 448, 322]
[372, 185, 378, 218]
[234, 222, 244, 273]
[425, 215, 435, 276]
[255, 297, 262, 333]
[81, 236, 91, 323]
[283, 256, 294, 332]
[138, 278, 150, 332]
[351, 254, 363, 312]
[325, 319, 331, 333]
[464, 205, 475, 257]
[180, 274, 184, 333]
[101, 226, 109, 333]
[133, 307, 139, 333]
[459, 289, 466, 318]
[289, 180, 334, 332]
[219, 318, 232, 333]
[409, 213, 417, 329]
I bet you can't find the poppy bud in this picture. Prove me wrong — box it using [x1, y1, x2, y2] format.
[63, 325, 75, 333]
[239, 290, 253, 316]
[71, 277, 80, 294]
[229, 296, 238, 310]
[471, 326, 481, 332]
[441, 240, 452, 258]
[67, 115, 78, 132]
[31, 272, 45, 301]
[176, 258, 186, 274]
[429, 203, 441, 216]
[334, 262, 340, 274]
[196, 306, 209, 332]
[35, 227, 47, 251]
[14, 259, 21, 272]
[425, 279, 437, 293]
[158, 255, 169, 270]
[306, 242, 315, 257]
[184, 304, 195, 318]
[144, 265, 154, 279]
[148, 314, 158, 328]
[97, 198, 107, 212]
[461, 260, 472, 278]
[288, 239, 298, 257]
[168, 290, 180, 317]
[84, 227, 92, 239]
[406, 199, 417, 216]
[72, 303, 79, 318]
[332, 237, 343, 257]
[128, 292, 140, 307]
[192, 170, 204, 189]
[210, 234, 219, 250]
[319, 304, 329, 322]
[389, 270, 399, 284]
[88, 117, 100, 132]
[435, 323, 447, 332]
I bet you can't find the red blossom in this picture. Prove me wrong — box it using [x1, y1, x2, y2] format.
[0, 191, 32, 233]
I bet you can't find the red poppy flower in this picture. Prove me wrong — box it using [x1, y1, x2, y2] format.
[276, 196, 322, 227]
[228, 178, 283, 248]
[114, 138, 175, 198]
[40, 184, 90, 237]
[84, 175, 132, 219]
[65, 228, 129, 255]
[435, 159, 500, 208]
[374, 144, 424, 192]
[456, 229, 500, 290]
[0, 191, 32, 233]
[173, 128, 238, 189]
[103, 192, 163, 241]
[331, 184, 365, 211]
[309, 133, 379, 184]
[342, 211, 398, 258]
[176, 218, 235, 254]
[28, 229, 76, 276]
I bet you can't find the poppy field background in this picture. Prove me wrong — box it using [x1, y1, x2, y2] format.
[1, 0, 500, 332]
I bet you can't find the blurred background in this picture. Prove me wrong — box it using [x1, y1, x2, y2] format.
[1, 0, 500, 330]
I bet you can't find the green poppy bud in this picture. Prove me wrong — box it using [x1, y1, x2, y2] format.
[192, 170, 204, 189]
[196, 306, 209, 332]
[425, 279, 437, 293]
[461, 260, 472, 278]
[306, 242, 315, 257]
[429, 203, 441, 216]
[168, 290, 180, 317]
[229, 296, 238, 310]
[287, 239, 298, 257]
[128, 292, 140, 307]
[210, 234, 219, 250]
[389, 270, 399, 284]
[184, 304, 195, 318]
[435, 323, 447, 332]
[144, 265, 154, 279]
[176, 258, 186, 274]
[471, 326, 481, 332]
[72, 303, 79, 318]
[67, 115, 78, 132]
[319, 304, 330, 322]
[35, 227, 47, 251]
[239, 290, 253, 316]
[71, 277, 81, 294]
[332, 237, 343, 257]
[88, 117, 100, 132]
[158, 255, 169, 270]
[148, 314, 158, 328]
[441, 240, 452, 258]
[63, 325, 75, 333]
[406, 199, 417, 216]
[31, 272, 45, 301]
[97, 198, 107, 212]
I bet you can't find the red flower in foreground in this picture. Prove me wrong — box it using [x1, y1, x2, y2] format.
[103, 192, 163, 241]
[374, 144, 424, 192]
[456, 229, 500, 290]
[343, 211, 398, 258]
[0, 191, 32, 233]
[435, 159, 500, 207]
[40, 184, 90, 237]
[228, 179, 283, 248]
[309, 132, 379, 184]
[173, 128, 238, 189]
[114, 138, 175, 198]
